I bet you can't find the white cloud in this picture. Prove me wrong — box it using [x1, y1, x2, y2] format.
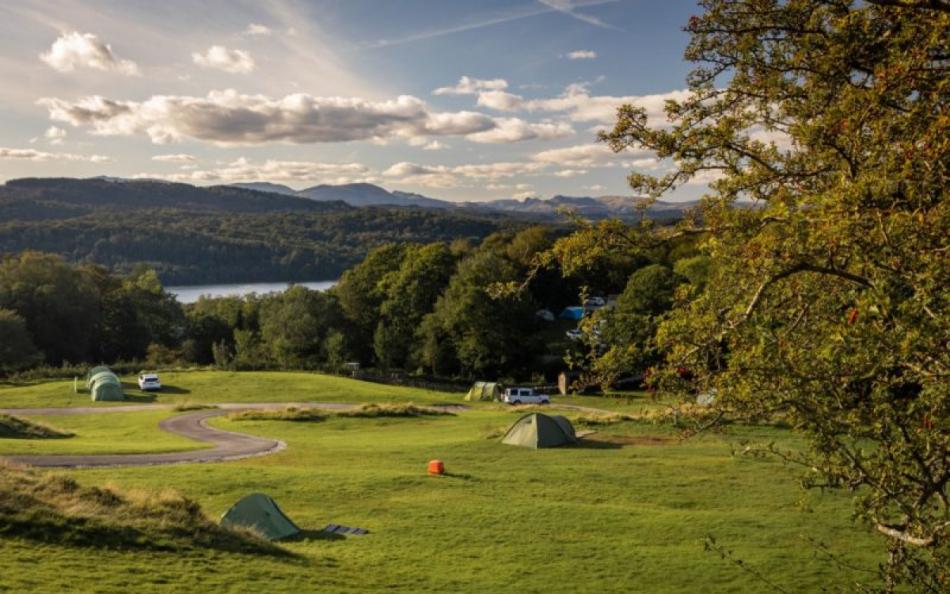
[532, 143, 618, 167]
[584, 184, 607, 192]
[151, 153, 196, 163]
[381, 162, 458, 188]
[526, 84, 691, 125]
[622, 157, 662, 169]
[433, 76, 508, 96]
[40, 32, 140, 76]
[44, 126, 67, 145]
[553, 169, 588, 177]
[453, 161, 547, 178]
[476, 90, 525, 111]
[141, 158, 371, 185]
[513, 190, 538, 200]
[40, 90, 563, 146]
[0, 147, 110, 163]
[467, 118, 573, 143]
[192, 46, 255, 74]
[383, 159, 548, 188]
[566, 49, 597, 60]
[749, 125, 794, 151]
[408, 138, 449, 151]
[244, 24, 273, 36]
[487, 182, 534, 192]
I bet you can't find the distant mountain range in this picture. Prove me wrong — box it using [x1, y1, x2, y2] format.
[229, 181, 698, 221]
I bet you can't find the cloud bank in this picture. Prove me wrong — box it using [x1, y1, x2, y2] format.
[40, 90, 573, 145]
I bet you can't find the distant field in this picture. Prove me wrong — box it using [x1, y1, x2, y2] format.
[0, 371, 884, 593]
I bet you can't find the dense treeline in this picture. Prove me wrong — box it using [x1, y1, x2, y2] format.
[0, 178, 516, 284]
[0, 229, 702, 383]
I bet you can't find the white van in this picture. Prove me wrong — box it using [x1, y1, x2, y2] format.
[503, 387, 550, 405]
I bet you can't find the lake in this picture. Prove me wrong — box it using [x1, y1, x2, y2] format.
[166, 280, 338, 304]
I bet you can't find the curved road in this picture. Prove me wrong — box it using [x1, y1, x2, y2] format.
[0, 402, 589, 469]
[0, 402, 360, 469]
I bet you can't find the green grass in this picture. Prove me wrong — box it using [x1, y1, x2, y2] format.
[0, 414, 73, 439]
[229, 407, 327, 423]
[336, 403, 455, 418]
[0, 411, 207, 456]
[0, 371, 464, 409]
[0, 462, 279, 555]
[0, 371, 887, 593]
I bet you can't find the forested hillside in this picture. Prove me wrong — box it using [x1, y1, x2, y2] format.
[0, 178, 515, 284]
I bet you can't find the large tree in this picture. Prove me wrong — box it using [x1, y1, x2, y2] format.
[0, 309, 42, 373]
[592, 0, 948, 588]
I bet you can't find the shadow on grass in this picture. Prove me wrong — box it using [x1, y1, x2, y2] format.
[155, 385, 191, 395]
[285, 529, 346, 542]
[120, 393, 157, 403]
[438, 471, 475, 481]
[575, 438, 623, 450]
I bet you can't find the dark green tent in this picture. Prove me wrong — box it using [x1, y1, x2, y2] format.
[85, 368, 124, 402]
[220, 493, 300, 541]
[502, 413, 577, 449]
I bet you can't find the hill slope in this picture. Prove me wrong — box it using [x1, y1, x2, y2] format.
[0, 178, 514, 284]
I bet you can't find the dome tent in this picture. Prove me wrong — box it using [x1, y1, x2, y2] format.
[502, 413, 577, 449]
[85, 367, 124, 402]
[220, 493, 300, 541]
[465, 381, 501, 401]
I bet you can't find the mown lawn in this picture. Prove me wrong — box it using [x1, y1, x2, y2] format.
[0, 411, 206, 455]
[0, 372, 884, 593]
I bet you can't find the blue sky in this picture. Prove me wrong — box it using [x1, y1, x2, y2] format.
[0, 0, 707, 201]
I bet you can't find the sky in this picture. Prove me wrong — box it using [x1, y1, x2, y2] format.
[0, 0, 706, 202]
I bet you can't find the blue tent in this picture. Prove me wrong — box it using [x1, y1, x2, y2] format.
[559, 306, 585, 321]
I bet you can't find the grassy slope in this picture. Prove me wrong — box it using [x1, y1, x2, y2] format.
[0, 414, 72, 439]
[0, 372, 884, 592]
[0, 411, 205, 456]
[0, 371, 462, 409]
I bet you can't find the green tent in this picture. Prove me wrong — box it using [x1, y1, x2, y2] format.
[86, 368, 124, 402]
[220, 493, 300, 541]
[502, 413, 578, 449]
[465, 381, 501, 401]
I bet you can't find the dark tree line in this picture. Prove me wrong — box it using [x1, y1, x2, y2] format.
[0, 225, 702, 385]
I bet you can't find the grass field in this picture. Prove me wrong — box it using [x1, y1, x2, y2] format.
[0, 371, 884, 593]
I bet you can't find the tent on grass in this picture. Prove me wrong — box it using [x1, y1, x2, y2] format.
[465, 381, 501, 402]
[220, 493, 300, 541]
[502, 413, 577, 449]
[85, 367, 124, 402]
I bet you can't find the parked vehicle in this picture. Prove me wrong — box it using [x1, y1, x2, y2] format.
[137, 373, 162, 391]
[503, 387, 550, 405]
[566, 328, 584, 341]
[584, 296, 606, 308]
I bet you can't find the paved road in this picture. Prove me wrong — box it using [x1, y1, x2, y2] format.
[0, 402, 358, 469]
[0, 402, 468, 469]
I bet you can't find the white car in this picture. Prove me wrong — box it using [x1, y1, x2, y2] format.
[138, 373, 162, 391]
[503, 387, 550, 405]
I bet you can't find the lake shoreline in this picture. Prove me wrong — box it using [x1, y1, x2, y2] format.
[166, 280, 338, 304]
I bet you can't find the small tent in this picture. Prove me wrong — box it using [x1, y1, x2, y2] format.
[559, 306, 585, 321]
[85, 367, 124, 402]
[465, 381, 501, 402]
[220, 493, 300, 541]
[502, 413, 577, 449]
